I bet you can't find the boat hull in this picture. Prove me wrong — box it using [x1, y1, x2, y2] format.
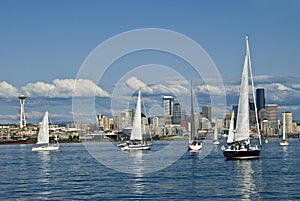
[189, 141, 202, 152]
[280, 140, 289, 146]
[117, 142, 129, 147]
[223, 148, 260, 160]
[0, 139, 28, 145]
[121, 144, 152, 151]
[32, 145, 60, 151]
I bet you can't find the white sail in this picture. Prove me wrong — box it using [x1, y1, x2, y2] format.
[213, 125, 218, 141]
[190, 82, 195, 143]
[37, 111, 49, 144]
[283, 113, 286, 140]
[130, 89, 143, 141]
[227, 111, 235, 144]
[235, 39, 250, 142]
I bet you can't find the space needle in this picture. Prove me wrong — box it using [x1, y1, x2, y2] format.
[18, 94, 27, 129]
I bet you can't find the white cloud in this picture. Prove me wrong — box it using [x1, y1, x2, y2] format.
[196, 84, 226, 96]
[125, 77, 153, 94]
[272, 83, 292, 91]
[0, 81, 20, 98]
[22, 79, 110, 98]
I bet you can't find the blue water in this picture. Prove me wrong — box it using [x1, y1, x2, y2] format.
[0, 139, 300, 200]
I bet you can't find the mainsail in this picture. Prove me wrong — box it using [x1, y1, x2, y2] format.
[130, 89, 143, 141]
[283, 113, 286, 140]
[235, 38, 250, 142]
[37, 111, 49, 144]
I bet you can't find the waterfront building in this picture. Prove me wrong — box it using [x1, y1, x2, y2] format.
[282, 112, 293, 134]
[172, 103, 181, 125]
[163, 96, 174, 115]
[223, 112, 233, 130]
[97, 115, 110, 131]
[119, 109, 134, 129]
[163, 95, 174, 125]
[265, 104, 278, 134]
[194, 113, 201, 130]
[256, 88, 265, 113]
[113, 115, 120, 131]
[202, 105, 212, 122]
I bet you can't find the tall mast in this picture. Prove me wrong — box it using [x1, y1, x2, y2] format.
[247, 35, 262, 146]
[190, 80, 195, 142]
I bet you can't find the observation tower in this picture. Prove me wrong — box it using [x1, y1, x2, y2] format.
[18, 94, 27, 128]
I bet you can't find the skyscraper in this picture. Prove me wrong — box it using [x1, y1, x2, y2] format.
[282, 111, 293, 134]
[163, 96, 174, 115]
[202, 105, 212, 122]
[256, 88, 265, 113]
[172, 103, 181, 125]
[265, 104, 278, 133]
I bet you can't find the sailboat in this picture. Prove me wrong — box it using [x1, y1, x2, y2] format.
[122, 89, 152, 151]
[189, 82, 202, 152]
[280, 112, 289, 146]
[32, 111, 60, 151]
[222, 36, 261, 159]
[213, 124, 220, 145]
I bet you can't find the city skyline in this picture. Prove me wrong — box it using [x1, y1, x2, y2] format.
[1, 1, 300, 123]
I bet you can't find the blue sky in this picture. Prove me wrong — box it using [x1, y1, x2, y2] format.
[0, 0, 300, 123]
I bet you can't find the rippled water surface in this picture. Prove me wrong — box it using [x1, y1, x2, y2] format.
[0, 139, 299, 200]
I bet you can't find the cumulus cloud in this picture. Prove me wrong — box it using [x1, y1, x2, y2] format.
[0, 81, 20, 98]
[125, 77, 153, 94]
[22, 79, 110, 98]
[196, 84, 226, 96]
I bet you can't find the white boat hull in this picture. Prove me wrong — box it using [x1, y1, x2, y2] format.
[32, 145, 59, 151]
[189, 141, 202, 151]
[121, 144, 152, 151]
[213, 141, 220, 145]
[117, 142, 129, 147]
[280, 140, 289, 146]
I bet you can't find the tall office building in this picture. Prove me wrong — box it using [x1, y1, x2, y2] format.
[282, 111, 293, 134]
[202, 105, 212, 122]
[163, 96, 174, 125]
[256, 88, 265, 113]
[265, 104, 278, 133]
[163, 96, 174, 115]
[172, 103, 181, 125]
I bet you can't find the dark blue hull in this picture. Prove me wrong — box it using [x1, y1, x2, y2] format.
[223, 148, 261, 160]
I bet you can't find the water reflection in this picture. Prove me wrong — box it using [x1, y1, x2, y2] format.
[36, 152, 51, 195]
[130, 152, 146, 197]
[235, 160, 257, 200]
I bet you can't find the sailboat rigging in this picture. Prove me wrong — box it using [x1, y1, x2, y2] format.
[121, 89, 152, 151]
[32, 111, 59, 151]
[188, 81, 202, 152]
[280, 112, 289, 146]
[213, 123, 220, 145]
[222, 36, 261, 159]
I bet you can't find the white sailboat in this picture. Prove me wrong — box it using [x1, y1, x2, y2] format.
[122, 89, 152, 151]
[32, 111, 60, 151]
[213, 124, 220, 145]
[280, 112, 289, 146]
[189, 82, 202, 152]
[222, 36, 261, 159]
